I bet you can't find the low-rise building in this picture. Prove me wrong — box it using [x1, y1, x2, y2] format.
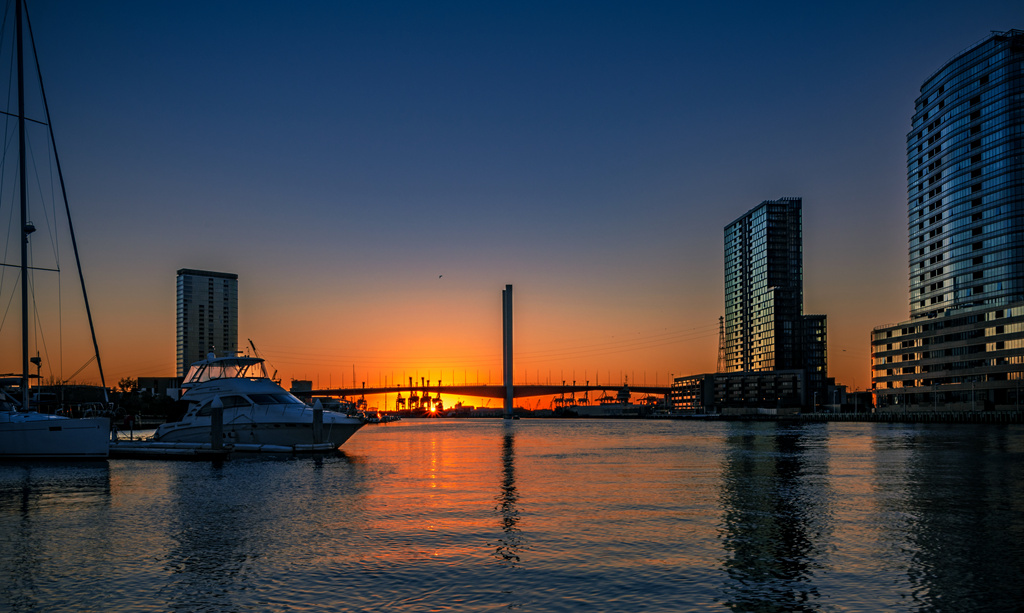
[137, 376, 182, 400]
[672, 369, 822, 414]
[872, 302, 1024, 411]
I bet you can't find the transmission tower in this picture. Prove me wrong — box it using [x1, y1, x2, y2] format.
[716, 316, 726, 373]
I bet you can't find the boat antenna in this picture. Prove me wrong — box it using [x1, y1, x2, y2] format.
[248, 338, 280, 381]
[24, 0, 108, 404]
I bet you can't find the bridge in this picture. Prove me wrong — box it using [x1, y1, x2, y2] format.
[299, 284, 673, 415]
[304, 383, 672, 400]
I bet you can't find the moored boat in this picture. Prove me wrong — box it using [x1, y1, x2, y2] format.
[1, 382, 109, 459]
[0, 0, 110, 459]
[153, 353, 364, 449]
[0, 413, 109, 459]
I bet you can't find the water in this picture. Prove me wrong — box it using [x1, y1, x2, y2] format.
[2, 420, 1022, 612]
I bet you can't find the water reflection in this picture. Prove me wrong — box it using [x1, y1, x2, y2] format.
[0, 461, 112, 515]
[3, 422, 1021, 611]
[0, 462, 112, 612]
[158, 464, 252, 612]
[876, 425, 1024, 610]
[717, 423, 831, 612]
[492, 423, 524, 566]
[155, 457, 365, 613]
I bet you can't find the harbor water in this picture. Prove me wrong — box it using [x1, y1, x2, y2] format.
[2, 419, 1022, 612]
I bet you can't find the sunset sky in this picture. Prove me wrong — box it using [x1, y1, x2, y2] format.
[2, 1, 1020, 399]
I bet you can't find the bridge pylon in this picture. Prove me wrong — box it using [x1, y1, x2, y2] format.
[502, 284, 513, 419]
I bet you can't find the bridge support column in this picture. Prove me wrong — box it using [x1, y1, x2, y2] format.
[503, 284, 513, 419]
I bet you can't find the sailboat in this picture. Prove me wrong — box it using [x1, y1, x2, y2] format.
[0, 0, 110, 459]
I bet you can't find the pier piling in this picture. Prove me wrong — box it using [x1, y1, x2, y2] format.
[211, 406, 223, 450]
[312, 408, 323, 443]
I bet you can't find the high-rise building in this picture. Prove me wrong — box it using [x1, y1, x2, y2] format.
[724, 197, 803, 372]
[670, 197, 831, 413]
[723, 197, 828, 402]
[872, 29, 1024, 410]
[176, 269, 238, 377]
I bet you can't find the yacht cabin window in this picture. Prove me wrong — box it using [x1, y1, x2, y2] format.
[248, 393, 305, 405]
[184, 359, 269, 384]
[220, 395, 251, 408]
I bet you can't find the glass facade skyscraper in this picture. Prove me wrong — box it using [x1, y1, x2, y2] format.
[724, 197, 828, 402]
[671, 197, 830, 413]
[872, 29, 1024, 410]
[176, 269, 238, 377]
[907, 29, 1024, 317]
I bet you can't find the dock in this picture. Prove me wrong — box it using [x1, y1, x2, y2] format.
[109, 440, 340, 459]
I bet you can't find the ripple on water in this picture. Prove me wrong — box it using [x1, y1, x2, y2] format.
[2, 421, 1023, 612]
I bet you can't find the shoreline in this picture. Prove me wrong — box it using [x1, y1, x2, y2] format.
[662, 410, 1024, 424]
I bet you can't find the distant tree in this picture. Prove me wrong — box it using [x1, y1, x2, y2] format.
[117, 377, 138, 394]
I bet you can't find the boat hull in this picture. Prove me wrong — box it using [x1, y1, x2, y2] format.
[153, 420, 363, 448]
[0, 417, 110, 459]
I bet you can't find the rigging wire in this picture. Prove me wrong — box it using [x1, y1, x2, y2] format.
[0, 21, 13, 337]
[63, 354, 95, 384]
[26, 135, 58, 260]
[28, 269, 53, 384]
[25, 0, 107, 398]
[0, 267, 16, 334]
[0, 2, 90, 390]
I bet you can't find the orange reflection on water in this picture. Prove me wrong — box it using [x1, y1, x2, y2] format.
[340, 420, 518, 570]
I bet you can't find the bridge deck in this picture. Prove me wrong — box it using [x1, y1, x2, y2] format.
[305, 384, 671, 399]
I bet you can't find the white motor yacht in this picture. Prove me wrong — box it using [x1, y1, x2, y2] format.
[153, 354, 364, 449]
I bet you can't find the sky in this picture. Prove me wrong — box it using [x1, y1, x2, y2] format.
[1, 0, 1021, 399]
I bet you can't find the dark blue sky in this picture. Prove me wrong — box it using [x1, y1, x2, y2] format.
[6, 0, 1021, 389]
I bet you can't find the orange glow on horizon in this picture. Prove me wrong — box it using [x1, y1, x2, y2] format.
[5, 267, 882, 395]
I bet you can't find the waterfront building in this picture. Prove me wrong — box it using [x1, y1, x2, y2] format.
[136, 376, 183, 400]
[722, 197, 829, 407]
[176, 269, 238, 377]
[713, 369, 805, 414]
[289, 380, 313, 394]
[872, 29, 1024, 410]
[671, 374, 713, 412]
[673, 371, 855, 414]
[670, 370, 809, 414]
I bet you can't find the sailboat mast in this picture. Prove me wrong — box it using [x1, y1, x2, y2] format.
[24, 1, 109, 402]
[16, 0, 29, 410]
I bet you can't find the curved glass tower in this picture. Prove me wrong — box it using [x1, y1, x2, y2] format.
[908, 29, 1024, 318]
[872, 29, 1024, 410]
